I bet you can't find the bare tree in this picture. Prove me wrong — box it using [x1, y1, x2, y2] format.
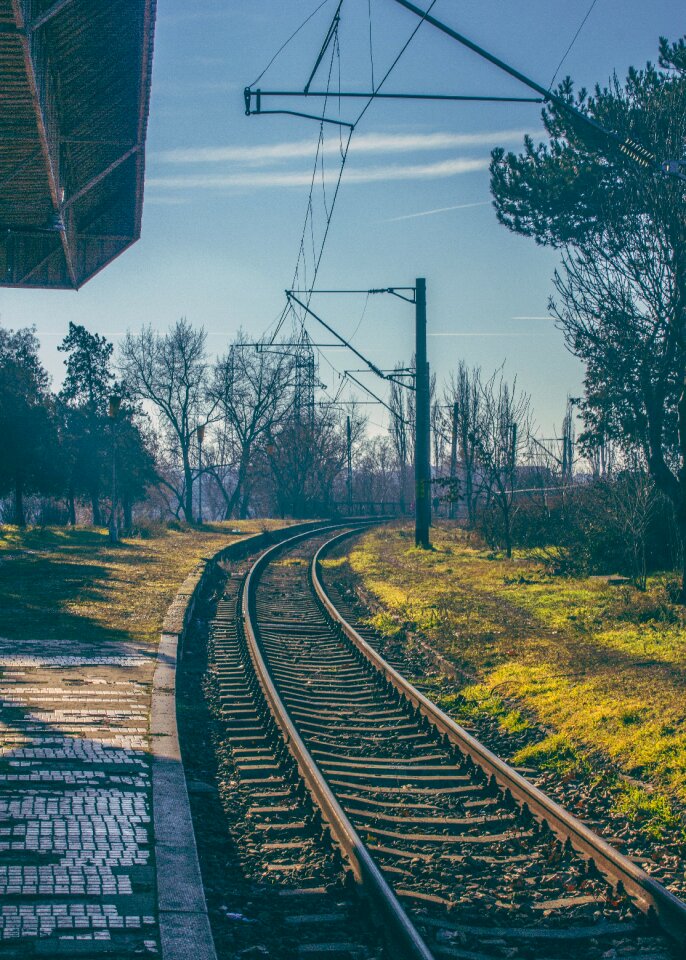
[446, 363, 482, 524]
[267, 406, 364, 517]
[604, 452, 660, 590]
[389, 366, 410, 513]
[431, 401, 448, 479]
[208, 332, 295, 519]
[119, 319, 213, 523]
[354, 436, 398, 508]
[474, 371, 531, 558]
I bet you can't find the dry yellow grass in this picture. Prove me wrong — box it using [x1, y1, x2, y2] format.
[0, 521, 291, 652]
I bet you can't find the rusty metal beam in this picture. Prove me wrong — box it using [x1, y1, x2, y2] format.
[30, 0, 77, 32]
[62, 144, 140, 210]
[15, 236, 63, 284]
[0, 146, 42, 190]
[131, 0, 156, 239]
[10, 0, 78, 286]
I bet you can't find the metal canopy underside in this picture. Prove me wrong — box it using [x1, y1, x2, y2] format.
[0, 0, 156, 289]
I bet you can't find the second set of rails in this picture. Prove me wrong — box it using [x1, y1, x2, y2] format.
[202, 523, 685, 959]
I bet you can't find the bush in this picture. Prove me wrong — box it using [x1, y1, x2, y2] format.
[474, 477, 680, 582]
[129, 518, 168, 539]
[663, 576, 683, 605]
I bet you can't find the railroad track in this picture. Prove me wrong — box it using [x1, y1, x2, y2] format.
[201, 524, 685, 959]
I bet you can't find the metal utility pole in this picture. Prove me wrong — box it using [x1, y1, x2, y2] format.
[449, 401, 458, 520]
[415, 278, 431, 548]
[346, 415, 353, 515]
[286, 282, 432, 547]
[108, 395, 121, 544]
[197, 424, 205, 524]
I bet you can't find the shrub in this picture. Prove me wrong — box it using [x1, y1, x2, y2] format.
[131, 518, 168, 540]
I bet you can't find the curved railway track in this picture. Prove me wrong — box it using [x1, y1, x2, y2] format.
[203, 523, 685, 959]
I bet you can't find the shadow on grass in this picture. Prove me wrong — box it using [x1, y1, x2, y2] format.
[0, 527, 159, 650]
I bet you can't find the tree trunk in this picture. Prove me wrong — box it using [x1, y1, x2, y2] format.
[225, 448, 251, 520]
[677, 383, 686, 602]
[183, 454, 193, 523]
[239, 482, 251, 520]
[465, 460, 475, 525]
[123, 498, 133, 533]
[208, 471, 233, 521]
[678, 518, 686, 604]
[91, 491, 102, 526]
[67, 488, 76, 526]
[503, 500, 513, 559]
[14, 479, 26, 527]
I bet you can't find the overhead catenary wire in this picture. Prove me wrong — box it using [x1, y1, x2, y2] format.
[305, 0, 344, 93]
[250, 0, 336, 87]
[270, 13, 352, 344]
[272, 0, 439, 421]
[351, 0, 438, 129]
[367, 0, 375, 88]
[255, 0, 438, 418]
[344, 371, 409, 422]
[272, 0, 438, 323]
[349, 291, 371, 343]
[548, 0, 600, 90]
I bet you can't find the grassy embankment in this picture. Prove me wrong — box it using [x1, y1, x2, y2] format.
[345, 522, 686, 840]
[0, 521, 288, 653]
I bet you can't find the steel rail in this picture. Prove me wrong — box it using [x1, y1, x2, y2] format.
[312, 528, 686, 945]
[241, 522, 435, 960]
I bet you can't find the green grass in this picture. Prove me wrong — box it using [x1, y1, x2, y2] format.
[348, 521, 686, 817]
[612, 784, 686, 842]
[513, 734, 592, 778]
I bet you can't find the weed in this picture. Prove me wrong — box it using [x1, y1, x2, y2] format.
[613, 785, 686, 842]
[365, 612, 403, 638]
[513, 734, 592, 778]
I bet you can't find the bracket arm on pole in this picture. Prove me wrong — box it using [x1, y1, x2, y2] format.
[286, 291, 387, 380]
[388, 0, 676, 178]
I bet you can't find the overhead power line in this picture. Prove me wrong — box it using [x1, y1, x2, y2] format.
[548, 0, 600, 90]
[250, 0, 335, 87]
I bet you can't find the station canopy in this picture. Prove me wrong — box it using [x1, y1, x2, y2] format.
[0, 0, 156, 289]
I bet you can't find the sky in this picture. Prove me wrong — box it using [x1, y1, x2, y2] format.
[0, 0, 682, 439]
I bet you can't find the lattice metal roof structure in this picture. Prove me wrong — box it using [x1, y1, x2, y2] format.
[0, 0, 156, 289]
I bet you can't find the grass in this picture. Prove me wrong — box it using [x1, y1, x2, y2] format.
[0, 521, 291, 653]
[348, 521, 686, 837]
[512, 734, 593, 779]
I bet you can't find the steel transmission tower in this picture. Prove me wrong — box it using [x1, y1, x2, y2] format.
[293, 327, 317, 427]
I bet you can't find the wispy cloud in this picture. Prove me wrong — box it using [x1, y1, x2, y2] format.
[147, 157, 487, 191]
[155, 129, 527, 166]
[157, 10, 239, 25]
[428, 332, 555, 337]
[383, 200, 490, 222]
[144, 196, 191, 206]
[154, 79, 241, 96]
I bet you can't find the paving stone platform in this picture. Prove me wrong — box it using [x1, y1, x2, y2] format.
[0, 641, 160, 957]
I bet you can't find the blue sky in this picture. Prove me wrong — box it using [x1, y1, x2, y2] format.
[0, 0, 682, 437]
